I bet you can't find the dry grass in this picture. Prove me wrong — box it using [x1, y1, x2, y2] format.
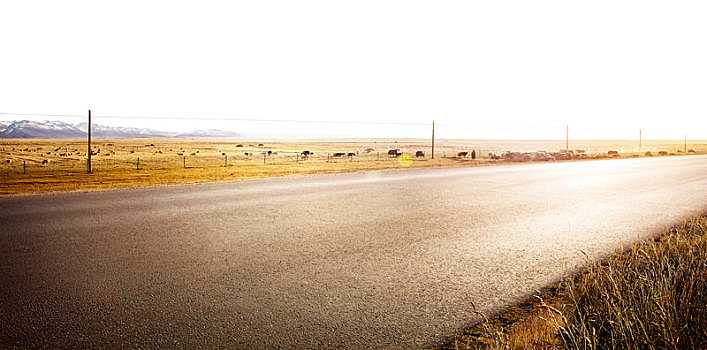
[0, 138, 704, 195]
[441, 216, 707, 350]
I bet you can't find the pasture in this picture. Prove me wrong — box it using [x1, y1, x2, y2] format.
[0, 138, 704, 195]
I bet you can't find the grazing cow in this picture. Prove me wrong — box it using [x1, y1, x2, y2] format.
[488, 152, 501, 160]
[5, 159, 10, 164]
[244, 152, 253, 156]
[415, 151, 425, 158]
[688, 149, 696, 153]
[457, 151, 468, 158]
[347, 152, 356, 157]
[236, 144, 243, 147]
[364, 148, 374, 153]
[258, 143, 264, 146]
[301, 150, 312, 156]
[222, 152, 226, 156]
[332, 152, 346, 158]
[267, 150, 273, 156]
[388, 149, 401, 157]
[177, 153, 184, 156]
[658, 151, 668, 156]
[607, 150, 619, 156]
[190, 153, 196, 156]
[42, 159, 50, 164]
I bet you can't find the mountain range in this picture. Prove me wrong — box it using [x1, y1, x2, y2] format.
[0, 120, 244, 138]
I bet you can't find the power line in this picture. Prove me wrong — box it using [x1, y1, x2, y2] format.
[95, 114, 431, 126]
[0, 112, 84, 118]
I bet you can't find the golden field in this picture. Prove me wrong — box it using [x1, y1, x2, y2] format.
[0, 138, 704, 195]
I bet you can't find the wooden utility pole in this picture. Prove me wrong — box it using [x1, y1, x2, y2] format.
[431, 120, 435, 159]
[87, 109, 92, 173]
[565, 124, 569, 151]
[639, 128, 642, 151]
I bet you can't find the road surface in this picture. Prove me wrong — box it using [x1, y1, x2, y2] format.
[1, 155, 706, 348]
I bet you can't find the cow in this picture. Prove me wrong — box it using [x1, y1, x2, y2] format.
[415, 151, 425, 158]
[267, 150, 273, 156]
[332, 152, 346, 158]
[244, 152, 253, 156]
[347, 152, 356, 157]
[457, 151, 468, 158]
[388, 149, 401, 157]
[5, 159, 10, 164]
[236, 144, 244, 147]
[301, 150, 312, 156]
[42, 159, 50, 164]
[658, 151, 668, 156]
[607, 150, 619, 156]
[488, 152, 501, 160]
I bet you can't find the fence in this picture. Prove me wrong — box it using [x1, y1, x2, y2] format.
[1, 139, 705, 176]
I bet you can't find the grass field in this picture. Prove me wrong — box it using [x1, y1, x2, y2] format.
[441, 215, 707, 350]
[0, 138, 704, 195]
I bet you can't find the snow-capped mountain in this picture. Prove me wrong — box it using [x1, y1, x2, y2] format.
[0, 120, 243, 138]
[0, 120, 85, 138]
[75, 122, 175, 138]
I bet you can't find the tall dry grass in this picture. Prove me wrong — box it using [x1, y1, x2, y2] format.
[558, 217, 707, 349]
[444, 216, 707, 350]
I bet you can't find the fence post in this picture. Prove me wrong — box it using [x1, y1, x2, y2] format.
[183, 156, 186, 168]
[23, 160, 26, 174]
[443, 151, 446, 158]
[263, 153, 266, 165]
[137, 157, 140, 170]
[377, 152, 379, 161]
[327, 153, 330, 162]
[224, 154, 228, 167]
[296, 153, 299, 163]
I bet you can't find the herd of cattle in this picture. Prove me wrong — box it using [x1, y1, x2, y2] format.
[3, 144, 699, 167]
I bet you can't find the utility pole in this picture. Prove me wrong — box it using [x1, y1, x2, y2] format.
[639, 128, 642, 151]
[684, 134, 687, 153]
[565, 124, 569, 151]
[431, 120, 435, 159]
[87, 109, 92, 173]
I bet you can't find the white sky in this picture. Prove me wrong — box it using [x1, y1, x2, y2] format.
[1, 1, 705, 139]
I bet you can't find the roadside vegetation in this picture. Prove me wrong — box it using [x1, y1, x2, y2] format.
[441, 216, 707, 349]
[0, 138, 704, 195]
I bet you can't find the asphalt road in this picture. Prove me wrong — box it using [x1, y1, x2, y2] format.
[1, 155, 706, 349]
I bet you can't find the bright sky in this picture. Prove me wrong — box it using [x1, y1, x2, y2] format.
[1, 1, 705, 139]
